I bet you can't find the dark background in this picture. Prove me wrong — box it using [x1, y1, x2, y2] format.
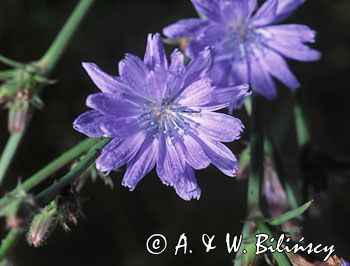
[0, 0, 349, 265]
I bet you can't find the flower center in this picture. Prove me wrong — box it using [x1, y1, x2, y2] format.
[224, 22, 262, 61]
[138, 100, 195, 141]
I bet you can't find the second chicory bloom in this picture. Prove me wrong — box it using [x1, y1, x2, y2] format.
[164, 0, 321, 99]
[73, 33, 249, 200]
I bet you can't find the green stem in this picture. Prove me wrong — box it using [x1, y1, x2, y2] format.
[0, 55, 22, 68]
[0, 138, 108, 261]
[38, 0, 95, 74]
[36, 138, 109, 206]
[0, 133, 23, 186]
[0, 138, 99, 208]
[247, 93, 264, 212]
[293, 92, 310, 150]
[0, 228, 23, 262]
[0, 0, 95, 189]
[0, 69, 17, 79]
[257, 223, 292, 266]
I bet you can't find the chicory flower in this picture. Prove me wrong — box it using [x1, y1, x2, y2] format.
[164, 0, 321, 99]
[73, 33, 249, 200]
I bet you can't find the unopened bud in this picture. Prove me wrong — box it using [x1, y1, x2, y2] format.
[262, 155, 289, 217]
[8, 93, 30, 133]
[237, 147, 250, 180]
[1, 191, 36, 229]
[27, 204, 58, 248]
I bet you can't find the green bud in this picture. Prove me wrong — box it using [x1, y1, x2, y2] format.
[26, 203, 58, 248]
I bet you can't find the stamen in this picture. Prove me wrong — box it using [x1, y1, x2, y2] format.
[138, 99, 198, 142]
[224, 22, 264, 62]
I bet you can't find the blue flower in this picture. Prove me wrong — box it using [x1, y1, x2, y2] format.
[164, 0, 321, 99]
[73, 33, 249, 200]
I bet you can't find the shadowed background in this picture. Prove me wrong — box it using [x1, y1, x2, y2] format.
[0, 0, 349, 265]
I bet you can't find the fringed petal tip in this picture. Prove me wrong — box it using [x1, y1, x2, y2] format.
[175, 186, 202, 201]
[144, 33, 168, 70]
[122, 180, 136, 192]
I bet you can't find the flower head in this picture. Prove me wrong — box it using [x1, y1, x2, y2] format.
[164, 0, 321, 99]
[73, 33, 249, 200]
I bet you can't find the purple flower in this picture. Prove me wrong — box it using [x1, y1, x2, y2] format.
[341, 260, 350, 266]
[163, 0, 321, 99]
[73, 33, 249, 200]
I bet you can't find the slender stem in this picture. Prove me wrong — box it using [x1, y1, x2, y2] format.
[0, 55, 22, 68]
[293, 92, 310, 150]
[0, 228, 23, 262]
[257, 223, 292, 265]
[38, 0, 95, 74]
[247, 93, 264, 212]
[0, 133, 23, 186]
[0, 138, 99, 208]
[0, 138, 108, 261]
[244, 97, 252, 116]
[0, 0, 95, 189]
[0, 69, 17, 79]
[36, 138, 109, 206]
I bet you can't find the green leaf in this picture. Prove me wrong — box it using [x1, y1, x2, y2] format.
[267, 200, 313, 226]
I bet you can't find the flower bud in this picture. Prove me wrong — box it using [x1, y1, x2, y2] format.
[8, 91, 30, 133]
[27, 204, 58, 248]
[1, 190, 36, 229]
[237, 147, 250, 180]
[262, 155, 289, 218]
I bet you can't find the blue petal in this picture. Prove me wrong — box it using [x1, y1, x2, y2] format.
[146, 65, 168, 101]
[82, 63, 130, 94]
[174, 165, 201, 201]
[118, 54, 149, 96]
[261, 24, 318, 44]
[163, 18, 208, 38]
[73, 110, 105, 137]
[260, 24, 321, 62]
[194, 134, 239, 177]
[96, 132, 147, 173]
[178, 77, 215, 107]
[187, 24, 226, 59]
[144, 33, 168, 71]
[209, 60, 231, 86]
[86, 93, 141, 118]
[220, 0, 248, 24]
[206, 84, 251, 111]
[274, 0, 306, 23]
[231, 60, 250, 86]
[258, 48, 300, 90]
[165, 50, 185, 99]
[182, 134, 210, 170]
[188, 111, 244, 142]
[191, 0, 222, 22]
[247, 0, 258, 16]
[100, 117, 142, 138]
[183, 46, 214, 89]
[249, 58, 277, 99]
[251, 0, 278, 26]
[263, 38, 321, 62]
[122, 137, 157, 191]
[156, 139, 186, 187]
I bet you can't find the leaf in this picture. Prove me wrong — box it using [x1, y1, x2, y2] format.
[267, 200, 313, 226]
